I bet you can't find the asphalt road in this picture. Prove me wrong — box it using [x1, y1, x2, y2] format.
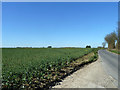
[98, 49, 119, 88]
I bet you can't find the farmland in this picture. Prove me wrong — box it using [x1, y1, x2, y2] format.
[2, 48, 98, 89]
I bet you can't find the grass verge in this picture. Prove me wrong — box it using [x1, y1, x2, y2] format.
[108, 49, 120, 55]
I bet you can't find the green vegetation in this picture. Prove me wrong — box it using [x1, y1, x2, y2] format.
[89, 48, 98, 62]
[2, 48, 98, 89]
[108, 49, 120, 55]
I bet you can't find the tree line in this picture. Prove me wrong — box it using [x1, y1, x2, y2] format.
[104, 22, 120, 49]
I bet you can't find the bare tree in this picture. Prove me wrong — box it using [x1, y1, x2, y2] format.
[117, 21, 120, 49]
[115, 22, 120, 49]
[105, 31, 117, 49]
[102, 42, 106, 48]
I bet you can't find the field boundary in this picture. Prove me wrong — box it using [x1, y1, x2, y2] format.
[47, 50, 98, 89]
[107, 49, 120, 55]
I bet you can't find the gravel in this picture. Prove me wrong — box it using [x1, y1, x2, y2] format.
[52, 56, 116, 88]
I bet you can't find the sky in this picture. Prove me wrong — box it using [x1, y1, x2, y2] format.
[2, 2, 118, 48]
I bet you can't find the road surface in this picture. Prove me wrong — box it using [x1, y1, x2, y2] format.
[53, 50, 117, 88]
[98, 49, 119, 88]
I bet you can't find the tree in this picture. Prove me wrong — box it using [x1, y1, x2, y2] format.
[48, 46, 52, 48]
[86, 45, 91, 48]
[105, 31, 117, 49]
[116, 21, 120, 49]
[102, 42, 106, 48]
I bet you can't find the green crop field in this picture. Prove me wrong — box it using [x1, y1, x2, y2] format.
[2, 48, 95, 89]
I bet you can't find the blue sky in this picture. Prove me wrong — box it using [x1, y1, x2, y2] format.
[2, 2, 118, 48]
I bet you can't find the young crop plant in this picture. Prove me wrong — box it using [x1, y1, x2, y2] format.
[2, 48, 94, 89]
